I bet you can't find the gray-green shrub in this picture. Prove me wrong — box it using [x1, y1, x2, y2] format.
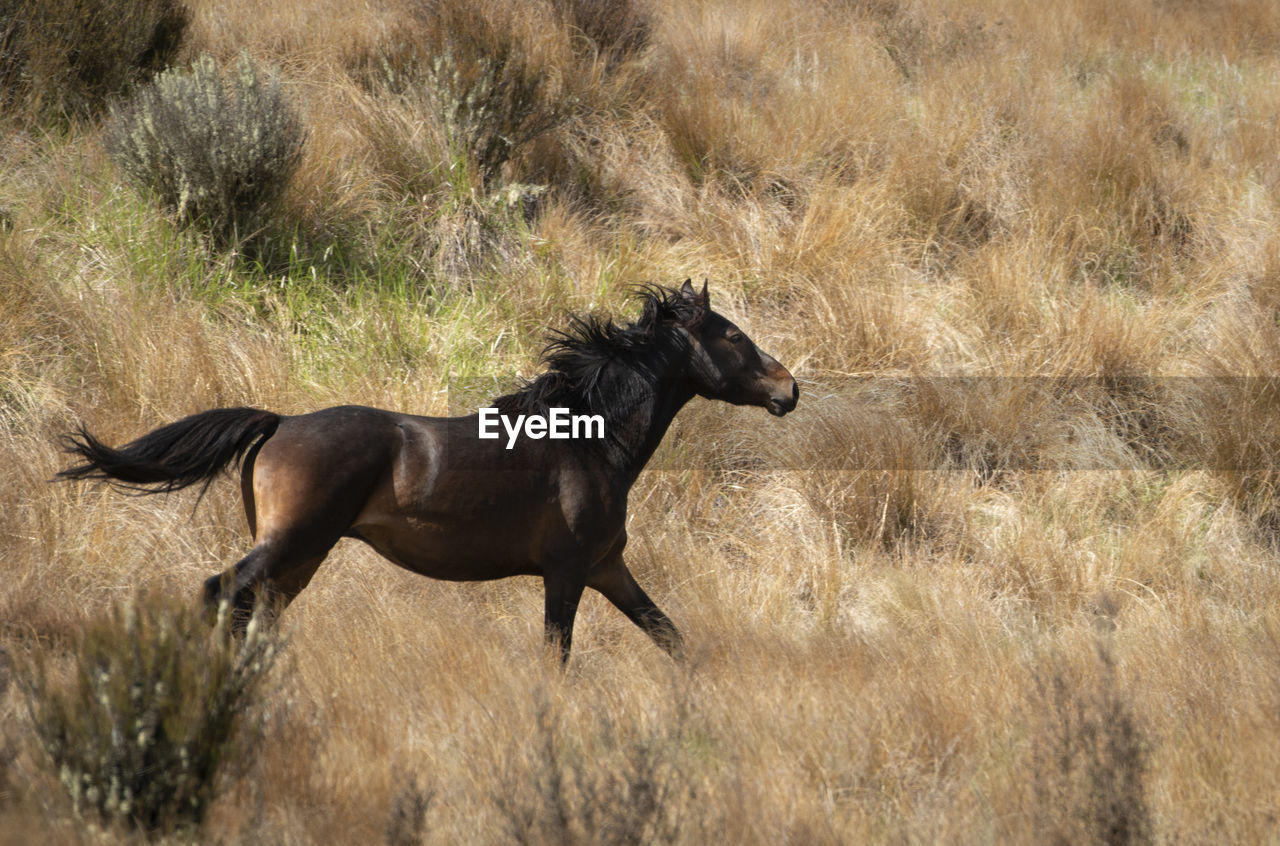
[415, 0, 572, 188]
[491, 695, 689, 846]
[105, 53, 305, 244]
[22, 592, 281, 836]
[1031, 645, 1152, 846]
[0, 0, 188, 123]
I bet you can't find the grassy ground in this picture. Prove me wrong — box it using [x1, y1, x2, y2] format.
[5, 0, 1280, 842]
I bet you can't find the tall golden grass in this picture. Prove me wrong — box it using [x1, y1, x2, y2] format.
[5, 0, 1280, 841]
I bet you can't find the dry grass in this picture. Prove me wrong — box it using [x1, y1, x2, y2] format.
[5, 0, 1280, 842]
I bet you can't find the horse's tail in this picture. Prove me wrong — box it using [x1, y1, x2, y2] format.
[57, 407, 281, 497]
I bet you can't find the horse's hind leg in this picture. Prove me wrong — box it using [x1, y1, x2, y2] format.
[205, 407, 397, 631]
[202, 531, 336, 630]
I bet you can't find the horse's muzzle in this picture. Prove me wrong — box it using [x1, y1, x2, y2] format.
[766, 380, 799, 417]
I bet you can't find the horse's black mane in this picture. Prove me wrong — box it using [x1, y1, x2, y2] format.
[494, 285, 707, 417]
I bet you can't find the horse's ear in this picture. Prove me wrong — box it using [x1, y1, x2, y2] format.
[674, 278, 708, 329]
[678, 278, 710, 308]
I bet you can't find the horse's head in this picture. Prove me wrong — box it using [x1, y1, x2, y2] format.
[670, 279, 799, 417]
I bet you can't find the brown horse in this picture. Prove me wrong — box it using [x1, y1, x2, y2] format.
[58, 281, 798, 661]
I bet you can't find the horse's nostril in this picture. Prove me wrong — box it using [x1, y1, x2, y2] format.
[792, 382, 800, 402]
[766, 393, 796, 417]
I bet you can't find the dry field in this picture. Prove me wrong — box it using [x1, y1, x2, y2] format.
[5, 0, 1280, 842]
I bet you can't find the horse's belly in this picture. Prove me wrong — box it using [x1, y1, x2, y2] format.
[349, 515, 543, 582]
[347, 439, 618, 581]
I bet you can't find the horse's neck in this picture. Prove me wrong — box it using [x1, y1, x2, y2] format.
[598, 365, 694, 486]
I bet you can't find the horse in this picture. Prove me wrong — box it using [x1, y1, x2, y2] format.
[58, 281, 799, 662]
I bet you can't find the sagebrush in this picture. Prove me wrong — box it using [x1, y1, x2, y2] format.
[413, 0, 573, 188]
[105, 52, 305, 244]
[21, 593, 281, 835]
[0, 0, 188, 123]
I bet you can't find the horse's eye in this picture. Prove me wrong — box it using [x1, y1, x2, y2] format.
[726, 331, 744, 344]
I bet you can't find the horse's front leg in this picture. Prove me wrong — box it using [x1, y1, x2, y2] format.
[543, 567, 587, 664]
[587, 553, 683, 660]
